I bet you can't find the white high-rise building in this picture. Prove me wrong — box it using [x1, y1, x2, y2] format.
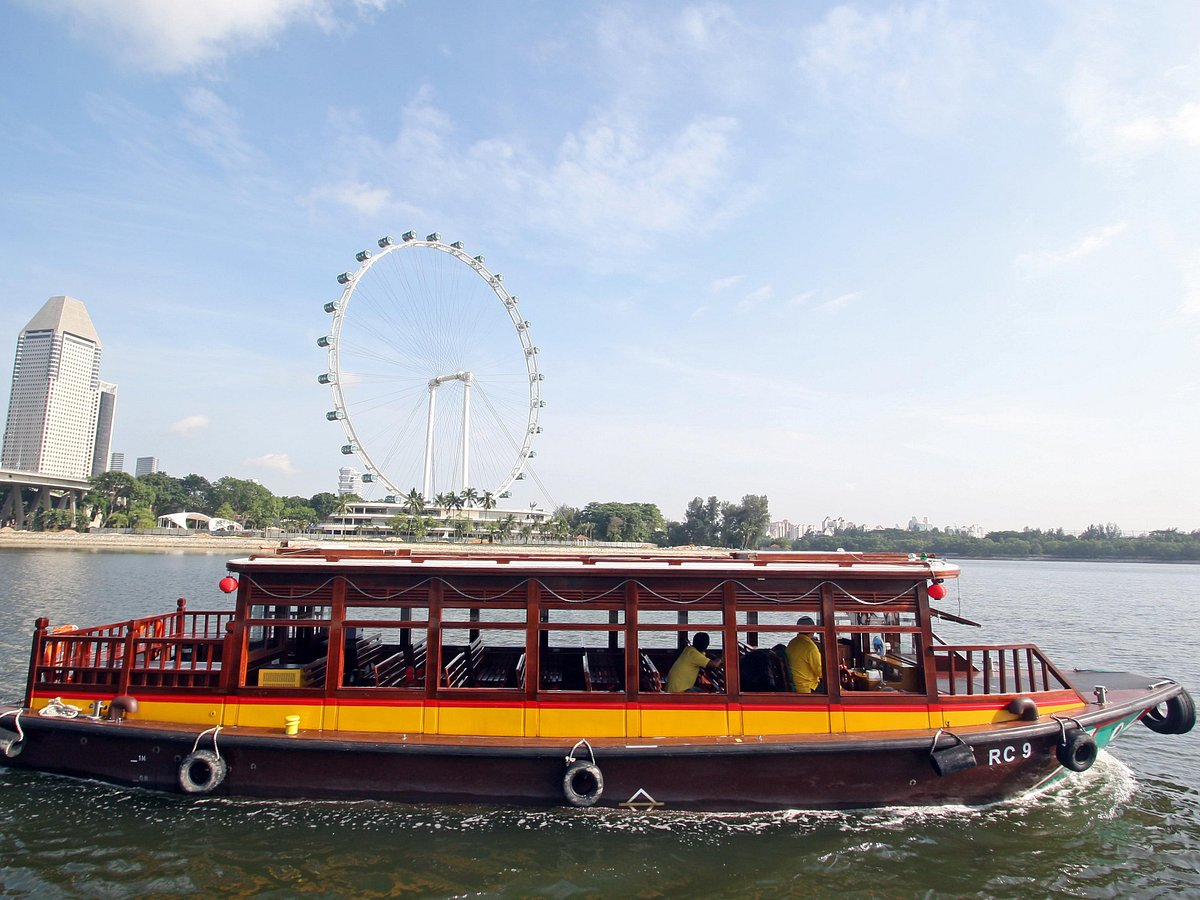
[109, 451, 125, 472]
[338, 466, 361, 496]
[135, 456, 159, 477]
[1, 296, 106, 480]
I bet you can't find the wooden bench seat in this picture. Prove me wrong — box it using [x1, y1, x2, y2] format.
[639, 651, 662, 692]
[442, 650, 469, 688]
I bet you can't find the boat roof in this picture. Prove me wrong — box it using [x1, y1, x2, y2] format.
[228, 546, 960, 579]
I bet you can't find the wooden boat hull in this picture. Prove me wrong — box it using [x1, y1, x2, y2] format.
[0, 679, 1181, 811]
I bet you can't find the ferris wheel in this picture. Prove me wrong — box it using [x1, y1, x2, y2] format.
[317, 232, 543, 500]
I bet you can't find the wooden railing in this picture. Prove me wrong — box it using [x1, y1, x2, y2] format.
[932, 644, 1073, 696]
[27, 599, 234, 698]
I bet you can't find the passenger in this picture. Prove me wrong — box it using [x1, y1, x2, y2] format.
[666, 632, 723, 692]
[786, 616, 824, 693]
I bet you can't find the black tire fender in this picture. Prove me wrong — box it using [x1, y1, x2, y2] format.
[562, 760, 604, 807]
[178, 749, 227, 794]
[1141, 689, 1196, 736]
[1057, 729, 1098, 772]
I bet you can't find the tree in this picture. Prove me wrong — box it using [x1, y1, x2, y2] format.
[403, 489, 425, 516]
[669, 496, 722, 546]
[281, 505, 319, 531]
[179, 473, 214, 513]
[87, 471, 139, 527]
[577, 502, 666, 544]
[721, 495, 770, 549]
[138, 472, 187, 517]
[309, 492, 340, 521]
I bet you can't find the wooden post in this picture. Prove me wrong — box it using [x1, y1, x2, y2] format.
[624, 581, 638, 701]
[25, 617, 49, 708]
[326, 576, 347, 694]
[722, 581, 739, 697]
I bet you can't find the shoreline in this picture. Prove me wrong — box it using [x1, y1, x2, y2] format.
[1, 530, 1195, 563]
[0, 530, 669, 556]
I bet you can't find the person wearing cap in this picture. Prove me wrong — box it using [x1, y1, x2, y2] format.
[666, 632, 723, 692]
[786, 616, 823, 693]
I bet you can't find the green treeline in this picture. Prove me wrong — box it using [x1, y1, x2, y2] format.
[19, 471, 1199, 562]
[778, 525, 1200, 562]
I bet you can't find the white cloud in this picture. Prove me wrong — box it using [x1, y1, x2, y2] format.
[179, 88, 260, 171]
[32, 0, 394, 73]
[168, 414, 210, 436]
[540, 116, 739, 235]
[1116, 102, 1200, 147]
[305, 181, 394, 216]
[709, 275, 743, 293]
[735, 285, 773, 312]
[308, 86, 744, 253]
[815, 292, 860, 313]
[799, 2, 986, 136]
[247, 452, 298, 475]
[1013, 222, 1128, 276]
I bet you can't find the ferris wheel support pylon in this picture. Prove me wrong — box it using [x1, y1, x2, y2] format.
[423, 370, 473, 498]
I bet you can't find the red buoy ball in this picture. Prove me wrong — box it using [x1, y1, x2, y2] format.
[219, 576, 239, 594]
[927, 581, 947, 600]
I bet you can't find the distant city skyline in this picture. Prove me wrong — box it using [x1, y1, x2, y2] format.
[2, 4, 1198, 532]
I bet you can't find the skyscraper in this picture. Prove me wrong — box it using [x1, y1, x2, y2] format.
[135, 456, 159, 477]
[1, 296, 109, 480]
[91, 382, 117, 477]
[109, 451, 125, 472]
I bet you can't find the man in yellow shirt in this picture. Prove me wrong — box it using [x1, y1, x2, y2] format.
[666, 632, 723, 692]
[786, 616, 823, 693]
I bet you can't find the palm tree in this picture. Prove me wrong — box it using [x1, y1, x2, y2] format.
[461, 487, 479, 509]
[403, 489, 425, 516]
[498, 514, 516, 543]
[481, 491, 497, 512]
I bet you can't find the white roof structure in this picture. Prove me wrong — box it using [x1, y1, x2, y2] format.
[157, 511, 244, 532]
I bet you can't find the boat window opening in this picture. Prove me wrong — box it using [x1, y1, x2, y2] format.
[340, 624, 429, 688]
[244, 618, 330, 689]
[734, 609, 823, 694]
[833, 608, 925, 694]
[340, 604, 431, 688]
[637, 605, 726, 696]
[438, 601, 526, 690]
[537, 608, 626, 693]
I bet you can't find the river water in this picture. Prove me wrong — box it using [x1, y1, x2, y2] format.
[0, 550, 1196, 897]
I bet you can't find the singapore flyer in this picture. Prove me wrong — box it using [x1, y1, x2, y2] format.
[318, 232, 543, 501]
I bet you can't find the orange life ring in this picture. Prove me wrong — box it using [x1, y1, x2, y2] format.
[39, 624, 77, 669]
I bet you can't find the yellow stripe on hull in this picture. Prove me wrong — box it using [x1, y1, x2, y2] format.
[741, 706, 835, 735]
[28, 693, 1090, 739]
[537, 704, 626, 738]
[932, 699, 1086, 730]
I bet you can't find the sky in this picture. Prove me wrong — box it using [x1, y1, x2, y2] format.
[1, 0, 1199, 533]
